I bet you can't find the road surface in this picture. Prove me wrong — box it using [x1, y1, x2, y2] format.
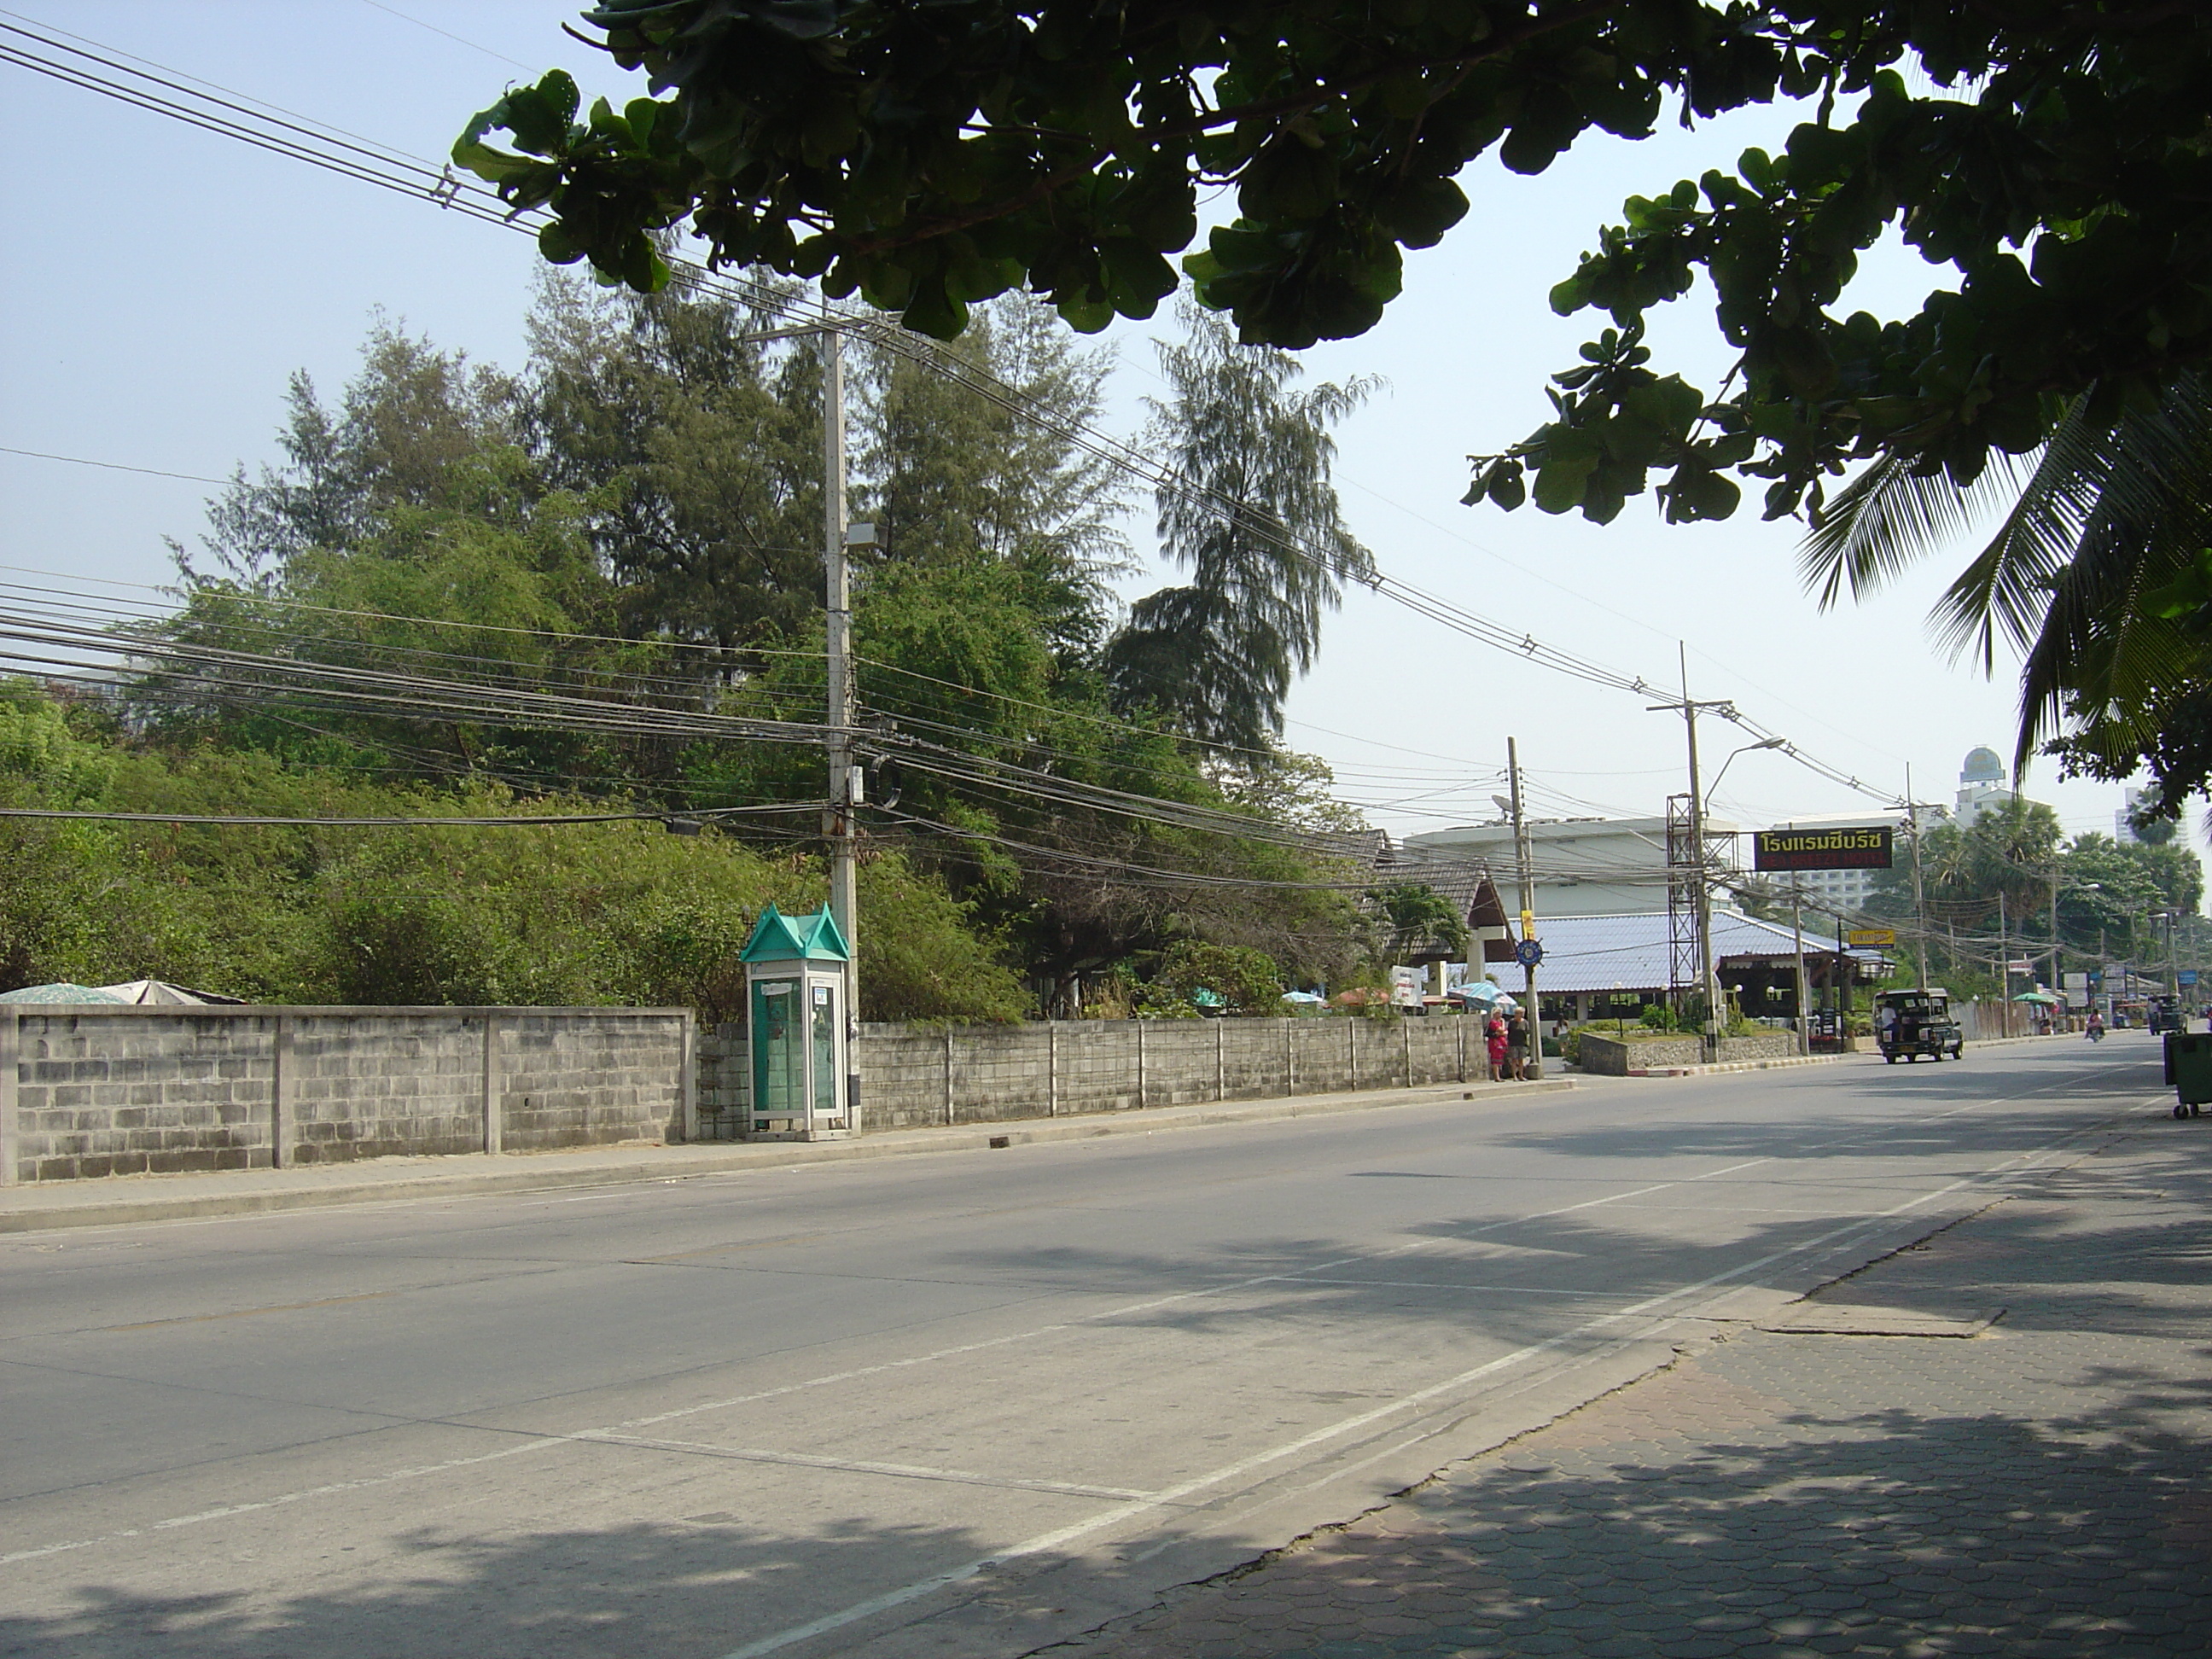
[0, 1034, 2163, 1658]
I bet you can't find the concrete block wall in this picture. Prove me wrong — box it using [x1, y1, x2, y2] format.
[1, 1006, 693, 1184]
[696, 1021, 748, 1140]
[288, 1014, 483, 1164]
[695, 1016, 1487, 1134]
[499, 1012, 688, 1151]
[9, 1012, 278, 1179]
[1579, 1030, 1806, 1074]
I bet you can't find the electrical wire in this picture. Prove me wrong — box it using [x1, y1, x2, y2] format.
[0, 15, 1914, 817]
[0, 801, 816, 828]
[0, 445, 227, 484]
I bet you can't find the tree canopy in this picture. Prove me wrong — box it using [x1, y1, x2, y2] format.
[1853, 800, 2203, 997]
[456, 3, 2212, 530]
[83, 280, 1396, 1016]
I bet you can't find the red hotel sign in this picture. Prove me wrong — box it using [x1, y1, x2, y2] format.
[1753, 825, 1895, 873]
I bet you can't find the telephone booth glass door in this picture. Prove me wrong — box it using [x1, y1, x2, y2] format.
[752, 978, 804, 1116]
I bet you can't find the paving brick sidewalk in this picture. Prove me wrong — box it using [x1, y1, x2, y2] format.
[1040, 1111, 2212, 1658]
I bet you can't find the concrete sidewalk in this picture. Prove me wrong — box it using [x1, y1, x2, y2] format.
[0, 1073, 1573, 1232]
[1045, 1101, 2212, 1657]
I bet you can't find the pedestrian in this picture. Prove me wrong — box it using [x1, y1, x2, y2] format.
[1505, 1009, 1530, 1080]
[1486, 1013, 1509, 1082]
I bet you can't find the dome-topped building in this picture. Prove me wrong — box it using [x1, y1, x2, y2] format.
[1957, 746, 2017, 827]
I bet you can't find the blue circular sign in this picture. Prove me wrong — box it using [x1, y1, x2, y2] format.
[1514, 938, 1545, 968]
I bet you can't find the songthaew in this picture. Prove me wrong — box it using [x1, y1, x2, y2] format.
[740, 903, 853, 1141]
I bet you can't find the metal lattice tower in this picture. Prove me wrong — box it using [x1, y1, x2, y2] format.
[1666, 793, 1698, 1004]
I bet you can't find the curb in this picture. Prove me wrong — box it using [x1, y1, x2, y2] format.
[0, 1077, 1575, 1234]
[1627, 1054, 1854, 1079]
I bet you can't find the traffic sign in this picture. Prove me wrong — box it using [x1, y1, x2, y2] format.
[1514, 938, 1545, 968]
[2180, 969, 2199, 988]
[1846, 928, 1896, 948]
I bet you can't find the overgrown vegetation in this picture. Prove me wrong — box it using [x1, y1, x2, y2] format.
[0, 681, 1027, 1020]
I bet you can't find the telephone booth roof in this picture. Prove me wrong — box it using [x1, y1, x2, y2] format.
[739, 902, 851, 963]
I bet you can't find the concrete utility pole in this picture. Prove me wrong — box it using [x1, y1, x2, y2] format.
[1791, 883, 1809, 1056]
[819, 329, 862, 1119]
[1906, 764, 1930, 991]
[1998, 888, 2010, 1036]
[1507, 736, 1540, 1080]
[2048, 869, 2061, 1000]
[738, 311, 868, 1127]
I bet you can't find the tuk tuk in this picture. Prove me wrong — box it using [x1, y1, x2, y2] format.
[1877, 987, 1964, 1063]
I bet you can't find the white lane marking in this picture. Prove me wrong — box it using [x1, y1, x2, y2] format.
[0, 1080, 2128, 1572]
[1285, 1278, 1633, 1296]
[713, 1131, 2091, 1659]
[574, 1433, 1155, 1501]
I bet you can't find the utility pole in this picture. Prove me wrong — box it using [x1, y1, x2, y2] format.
[820, 329, 861, 1122]
[1507, 736, 1540, 1080]
[1790, 882, 1809, 1057]
[1905, 764, 1930, 991]
[1997, 888, 2010, 1036]
[1836, 908, 1848, 1035]
[1647, 645, 1728, 1060]
[2047, 869, 2061, 1001]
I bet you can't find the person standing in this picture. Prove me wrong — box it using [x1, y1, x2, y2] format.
[1486, 1013, 1509, 1082]
[1505, 1009, 1530, 1080]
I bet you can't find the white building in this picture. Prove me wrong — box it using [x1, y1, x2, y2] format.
[1400, 814, 1743, 917]
[1955, 745, 2013, 828]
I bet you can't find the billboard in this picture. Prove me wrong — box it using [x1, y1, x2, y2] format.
[1753, 825, 1894, 873]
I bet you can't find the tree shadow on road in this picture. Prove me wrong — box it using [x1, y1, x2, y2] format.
[0, 1510, 996, 1659]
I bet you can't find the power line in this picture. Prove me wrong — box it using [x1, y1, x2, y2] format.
[0, 15, 1909, 816]
[356, 0, 536, 71]
[0, 445, 226, 484]
[0, 801, 816, 828]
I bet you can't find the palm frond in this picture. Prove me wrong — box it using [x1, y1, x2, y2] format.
[2001, 374, 2212, 766]
[1927, 395, 2109, 672]
[1798, 448, 2029, 611]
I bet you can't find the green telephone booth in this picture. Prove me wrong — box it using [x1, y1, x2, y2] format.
[741, 903, 853, 1140]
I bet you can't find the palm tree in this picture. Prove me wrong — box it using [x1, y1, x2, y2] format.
[1799, 373, 2212, 775]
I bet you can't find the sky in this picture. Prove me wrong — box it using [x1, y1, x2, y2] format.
[0, 1, 2183, 871]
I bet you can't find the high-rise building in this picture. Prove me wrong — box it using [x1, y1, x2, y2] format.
[2116, 786, 2151, 845]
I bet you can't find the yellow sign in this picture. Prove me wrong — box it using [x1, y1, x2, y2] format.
[1847, 928, 1897, 948]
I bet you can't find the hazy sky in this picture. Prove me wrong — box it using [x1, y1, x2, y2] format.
[0, 2, 2180, 865]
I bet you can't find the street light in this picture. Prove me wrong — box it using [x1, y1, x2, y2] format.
[1708, 736, 1786, 799]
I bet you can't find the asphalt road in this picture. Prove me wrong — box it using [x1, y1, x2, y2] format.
[0, 1034, 2168, 1659]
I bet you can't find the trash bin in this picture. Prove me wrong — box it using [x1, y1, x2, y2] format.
[2166, 1032, 2212, 1116]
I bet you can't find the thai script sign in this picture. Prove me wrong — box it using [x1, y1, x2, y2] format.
[1753, 825, 1894, 872]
